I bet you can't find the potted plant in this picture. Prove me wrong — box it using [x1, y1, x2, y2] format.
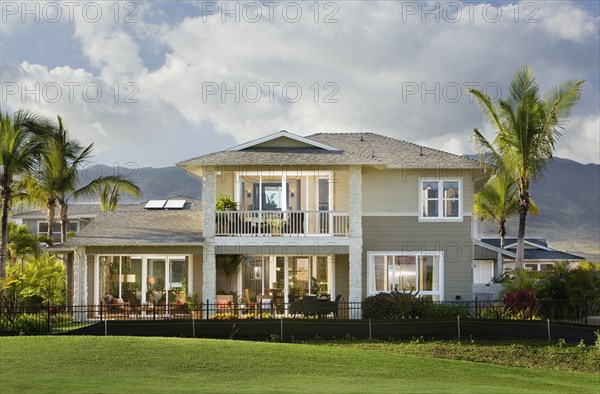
[187, 292, 203, 319]
[267, 218, 285, 235]
[216, 195, 238, 211]
[216, 255, 244, 293]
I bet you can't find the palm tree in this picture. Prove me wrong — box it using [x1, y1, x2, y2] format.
[216, 255, 243, 293]
[19, 116, 141, 243]
[48, 117, 141, 243]
[99, 182, 141, 212]
[0, 109, 53, 281]
[474, 172, 539, 249]
[474, 173, 518, 250]
[58, 174, 141, 242]
[469, 66, 583, 268]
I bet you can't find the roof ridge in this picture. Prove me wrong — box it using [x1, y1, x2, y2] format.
[308, 132, 479, 163]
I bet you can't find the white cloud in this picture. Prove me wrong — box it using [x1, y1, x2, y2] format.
[1, 0, 598, 166]
[555, 115, 600, 165]
[540, 3, 599, 43]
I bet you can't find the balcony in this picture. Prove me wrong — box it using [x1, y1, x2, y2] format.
[215, 210, 349, 237]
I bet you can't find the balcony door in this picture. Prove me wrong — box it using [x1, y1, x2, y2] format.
[238, 171, 332, 212]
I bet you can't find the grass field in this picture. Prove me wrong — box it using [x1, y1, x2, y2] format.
[0, 337, 598, 393]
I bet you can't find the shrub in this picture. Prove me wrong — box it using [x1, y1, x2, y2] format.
[10, 313, 48, 334]
[479, 306, 512, 319]
[362, 292, 425, 319]
[216, 195, 237, 211]
[422, 302, 471, 318]
[503, 289, 540, 320]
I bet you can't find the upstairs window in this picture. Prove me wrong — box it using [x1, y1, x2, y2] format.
[420, 179, 462, 220]
[38, 221, 79, 234]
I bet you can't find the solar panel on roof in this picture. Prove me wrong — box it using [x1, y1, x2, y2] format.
[164, 200, 186, 209]
[144, 200, 167, 209]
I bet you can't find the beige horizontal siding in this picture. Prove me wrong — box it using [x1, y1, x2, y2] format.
[362, 167, 475, 215]
[362, 216, 473, 301]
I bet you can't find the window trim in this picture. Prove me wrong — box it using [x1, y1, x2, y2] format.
[418, 178, 463, 222]
[94, 254, 193, 305]
[37, 220, 79, 234]
[367, 251, 444, 301]
[524, 262, 554, 272]
[236, 170, 334, 212]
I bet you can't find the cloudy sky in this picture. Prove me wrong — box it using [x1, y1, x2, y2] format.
[1, 0, 599, 167]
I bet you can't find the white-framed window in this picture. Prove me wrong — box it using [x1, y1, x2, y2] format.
[524, 263, 554, 272]
[419, 178, 462, 220]
[95, 255, 192, 305]
[37, 221, 79, 234]
[367, 252, 444, 301]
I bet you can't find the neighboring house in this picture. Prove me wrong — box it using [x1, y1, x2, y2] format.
[65, 130, 487, 312]
[10, 203, 143, 241]
[10, 204, 100, 238]
[474, 237, 583, 278]
[65, 199, 203, 308]
[473, 237, 583, 300]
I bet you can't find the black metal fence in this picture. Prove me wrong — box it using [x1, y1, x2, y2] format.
[1, 298, 597, 336]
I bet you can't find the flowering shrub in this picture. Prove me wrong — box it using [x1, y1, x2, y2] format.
[210, 312, 272, 320]
[503, 289, 540, 320]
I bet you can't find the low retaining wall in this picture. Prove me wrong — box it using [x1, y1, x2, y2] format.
[66, 318, 599, 344]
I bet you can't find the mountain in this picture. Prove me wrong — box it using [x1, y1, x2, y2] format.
[90, 158, 599, 259]
[76, 164, 202, 201]
[479, 157, 600, 260]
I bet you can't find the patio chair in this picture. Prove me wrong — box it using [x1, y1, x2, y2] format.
[302, 295, 318, 317]
[216, 295, 234, 313]
[243, 288, 256, 312]
[322, 294, 343, 318]
[256, 295, 272, 313]
[102, 295, 130, 319]
[169, 302, 191, 319]
[287, 294, 299, 316]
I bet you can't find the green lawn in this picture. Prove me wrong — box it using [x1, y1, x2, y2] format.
[0, 337, 598, 393]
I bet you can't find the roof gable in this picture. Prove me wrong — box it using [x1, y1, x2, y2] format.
[228, 130, 340, 152]
[477, 238, 583, 260]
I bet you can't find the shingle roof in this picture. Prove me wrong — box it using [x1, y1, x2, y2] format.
[521, 249, 583, 261]
[65, 200, 203, 246]
[479, 238, 583, 260]
[177, 132, 481, 168]
[177, 147, 381, 167]
[11, 204, 106, 219]
[480, 238, 548, 249]
[308, 133, 480, 168]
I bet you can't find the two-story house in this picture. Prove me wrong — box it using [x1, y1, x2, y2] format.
[66, 131, 485, 312]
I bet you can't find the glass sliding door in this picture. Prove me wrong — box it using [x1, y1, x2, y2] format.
[242, 256, 270, 302]
[99, 256, 118, 302]
[146, 259, 166, 304]
[317, 178, 330, 233]
[289, 257, 310, 297]
[98, 256, 142, 305]
[314, 257, 328, 295]
[169, 257, 189, 303]
[121, 257, 142, 307]
[238, 255, 333, 307]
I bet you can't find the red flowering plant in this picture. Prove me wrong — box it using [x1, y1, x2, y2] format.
[502, 289, 540, 320]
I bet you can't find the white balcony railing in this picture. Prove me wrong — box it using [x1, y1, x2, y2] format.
[216, 210, 349, 237]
